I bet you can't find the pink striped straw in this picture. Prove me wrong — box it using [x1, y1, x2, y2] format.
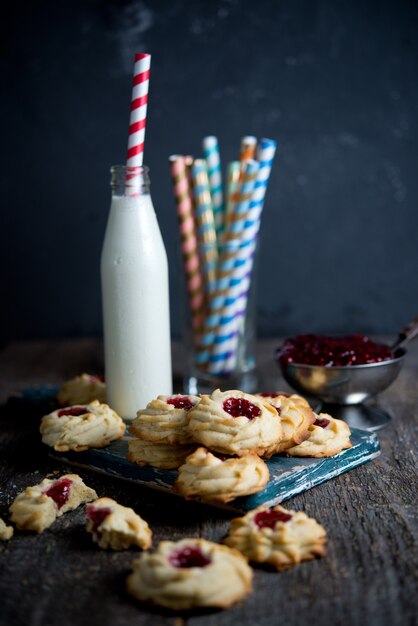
[126, 53, 151, 167]
[170, 155, 205, 335]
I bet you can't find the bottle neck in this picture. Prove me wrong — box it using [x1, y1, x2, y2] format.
[110, 165, 150, 196]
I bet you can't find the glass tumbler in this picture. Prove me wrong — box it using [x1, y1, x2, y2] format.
[182, 239, 259, 395]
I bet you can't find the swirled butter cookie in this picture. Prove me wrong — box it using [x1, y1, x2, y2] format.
[286, 413, 351, 457]
[129, 394, 200, 445]
[174, 447, 269, 503]
[187, 389, 282, 458]
[257, 392, 315, 452]
[224, 505, 326, 570]
[57, 373, 106, 405]
[127, 438, 196, 470]
[0, 518, 13, 540]
[86, 497, 152, 550]
[127, 538, 253, 610]
[9, 474, 97, 533]
[40, 400, 125, 452]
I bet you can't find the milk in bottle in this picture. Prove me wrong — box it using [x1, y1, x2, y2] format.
[101, 166, 172, 419]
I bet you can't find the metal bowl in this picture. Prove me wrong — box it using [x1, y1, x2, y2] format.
[279, 349, 406, 405]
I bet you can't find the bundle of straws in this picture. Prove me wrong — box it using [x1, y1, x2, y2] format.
[170, 136, 277, 377]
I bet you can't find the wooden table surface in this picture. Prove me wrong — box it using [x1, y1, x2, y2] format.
[0, 338, 417, 626]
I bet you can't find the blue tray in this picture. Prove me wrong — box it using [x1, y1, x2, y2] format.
[49, 429, 380, 513]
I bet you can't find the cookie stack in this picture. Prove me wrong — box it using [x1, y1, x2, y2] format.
[127, 394, 200, 469]
[127, 388, 352, 504]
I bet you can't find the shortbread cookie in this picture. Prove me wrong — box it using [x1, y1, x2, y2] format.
[224, 505, 326, 570]
[127, 538, 253, 610]
[187, 389, 282, 458]
[9, 474, 97, 533]
[174, 447, 269, 503]
[129, 394, 200, 445]
[127, 438, 196, 470]
[40, 400, 125, 452]
[257, 392, 315, 452]
[0, 518, 13, 540]
[57, 373, 106, 405]
[286, 413, 351, 457]
[86, 497, 152, 550]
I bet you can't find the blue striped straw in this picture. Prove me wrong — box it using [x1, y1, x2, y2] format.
[191, 159, 218, 297]
[203, 136, 224, 239]
[195, 159, 259, 368]
[247, 138, 277, 229]
[213, 138, 278, 375]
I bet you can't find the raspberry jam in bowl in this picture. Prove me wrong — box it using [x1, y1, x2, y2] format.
[275, 334, 405, 406]
[277, 334, 395, 367]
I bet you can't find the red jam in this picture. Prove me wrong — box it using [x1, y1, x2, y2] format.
[168, 546, 211, 568]
[44, 478, 72, 509]
[87, 506, 111, 534]
[91, 375, 105, 383]
[254, 509, 292, 529]
[167, 396, 194, 411]
[314, 417, 330, 428]
[277, 334, 394, 367]
[57, 406, 87, 417]
[223, 398, 261, 419]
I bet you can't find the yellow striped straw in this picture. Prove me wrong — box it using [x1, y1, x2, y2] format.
[224, 161, 241, 234]
[191, 159, 218, 296]
[230, 136, 258, 220]
[240, 135, 257, 163]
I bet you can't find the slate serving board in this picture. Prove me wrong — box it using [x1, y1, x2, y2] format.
[13, 386, 381, 513]
[49, 429, 380, 513]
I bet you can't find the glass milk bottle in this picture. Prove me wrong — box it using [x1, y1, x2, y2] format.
[100, 166, 172, 419]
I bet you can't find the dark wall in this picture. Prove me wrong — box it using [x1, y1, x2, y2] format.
[2, 0, 418, 340]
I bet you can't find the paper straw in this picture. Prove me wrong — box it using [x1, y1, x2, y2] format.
[184, 155, 194, 171]
[126, 53, 151, 167]
[245, 138, 277, 241]
[191, 159, 218, 298]
[227, 136, 257, 221]
[222, 159, 259, 243]
[208, 235, 256, 375]
[219, 138, 278, 374]
[170, 155, 205, 334]
[203, 136, 223, 238]
[195, 160, 259, 369]
[240, 136, 257, 163]
[224, 161, 241, 233]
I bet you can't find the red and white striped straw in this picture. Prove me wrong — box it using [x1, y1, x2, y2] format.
[126, 53, 151, 167]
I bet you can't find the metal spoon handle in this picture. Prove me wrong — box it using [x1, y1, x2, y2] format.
[391, 314, 418, 351]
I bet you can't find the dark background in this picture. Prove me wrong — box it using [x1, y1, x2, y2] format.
[1, 0, 417, 341]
